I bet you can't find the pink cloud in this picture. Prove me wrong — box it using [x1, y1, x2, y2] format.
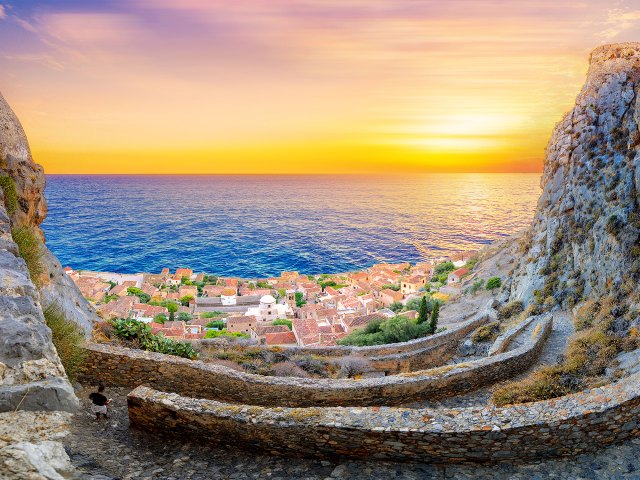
[36, 13, 141, 47]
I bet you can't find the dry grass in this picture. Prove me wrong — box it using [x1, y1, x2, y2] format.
[492, 296, 639, 406]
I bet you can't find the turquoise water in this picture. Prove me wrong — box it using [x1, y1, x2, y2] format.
[42, 174, 540, 277]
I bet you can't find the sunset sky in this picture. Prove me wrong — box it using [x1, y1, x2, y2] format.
[1, 1, 640, 174]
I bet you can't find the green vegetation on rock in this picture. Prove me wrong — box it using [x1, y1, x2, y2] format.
[11, 225, 43, 286]
[44, 305, 87, 383]
[0, 175, 18, 215]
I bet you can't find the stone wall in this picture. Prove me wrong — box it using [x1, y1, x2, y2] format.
[127, 369, 640, 464]
[195, 306, 494, 375]
[488, 315, 537, 356]
[79, 316, 551, 407]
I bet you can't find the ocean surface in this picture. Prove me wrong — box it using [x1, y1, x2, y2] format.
[42, 174, 541, 277]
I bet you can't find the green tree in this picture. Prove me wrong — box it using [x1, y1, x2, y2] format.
[295, 291, 306, 307]
[179, 295, 194, 306]
[178, 312, 192, 322]
[127, 287, 150, 304]
[154, 314, 168, 324]
[428, 302, 439, 334]
[417, 296, 429, 324]
[389, 301, 404, 313]
[272, 319, 293, 330]
[486, 277, 502, 291]
[167, 302, 178, 321]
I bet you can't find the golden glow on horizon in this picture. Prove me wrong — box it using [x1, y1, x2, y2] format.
[2, 1, 640, 174]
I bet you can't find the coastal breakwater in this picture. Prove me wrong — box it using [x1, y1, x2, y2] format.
[80, 315, 551, 407]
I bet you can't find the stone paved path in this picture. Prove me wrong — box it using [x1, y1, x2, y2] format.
[65, 386, 640, 480]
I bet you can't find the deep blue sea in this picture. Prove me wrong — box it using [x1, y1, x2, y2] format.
[42, 174, 540, 277]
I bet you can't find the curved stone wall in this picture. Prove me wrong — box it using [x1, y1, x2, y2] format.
[127, 369, 640, 463]
[79, 316, 551, 407]
[195, 305, 494, 374]
[488, 315, 538, 356]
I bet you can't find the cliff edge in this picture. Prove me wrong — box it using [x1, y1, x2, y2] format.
[0, 93, 96, 333]
[509, 43, 640, 308]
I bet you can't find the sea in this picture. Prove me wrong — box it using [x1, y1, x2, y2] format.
[42, 174, 541, 278]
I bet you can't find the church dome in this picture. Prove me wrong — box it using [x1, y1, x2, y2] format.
[260, 294, 276, 304]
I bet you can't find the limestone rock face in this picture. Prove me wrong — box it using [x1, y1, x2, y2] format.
[510, 43, 640, 307]
[0, 93, 96, 332]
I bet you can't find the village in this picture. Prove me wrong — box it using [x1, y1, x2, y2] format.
[67, 252, 477, 348]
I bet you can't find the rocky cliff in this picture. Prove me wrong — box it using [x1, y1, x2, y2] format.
[509, 43, 640, 309]
[0, 93, 93, 478]
[0, 93, 96, 333]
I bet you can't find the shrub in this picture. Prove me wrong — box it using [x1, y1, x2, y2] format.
[127, 287, 150, 303]
[291, 354, 328, 376]
[154, 314, 168, 324]
[11, 226, 44, 286]
[272, 319, 292, 330]
[112, 318, 198, 359]
[295, 291, 306, 307]
[270, 361, 311, 378]
[205, 320, 225, 329]
[389, 301, 404, 313]
[91, 321, 115, 343]
[178, 312, 192, 322]
[471, 321, 500, 343]
[486, 277, 502, 291]
[498, 301, 524, 320]
[0, 176, 18, 215]
[334, 356, 371, 378]
[44, 305, 87, 382]
[469, 279, 485, 294]
[382, 283, 401, 292]
[606, 214, 623, 237]
[204, 329, 249, 339]
[338, 315, 431, 346]
[201, 311, 225, 318]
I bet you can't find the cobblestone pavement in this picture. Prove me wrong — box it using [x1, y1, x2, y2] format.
[65, 387, 640, 480]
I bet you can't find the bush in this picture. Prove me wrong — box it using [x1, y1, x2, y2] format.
[334, 356, 371, 378]
[11, 226, 44, 286]
[498, 301, 524, 320]
[91, 321, 115, 343]
[389, 301, 404, 313]
[127, 287, 150, 303]
[291, 354, 328, 376]
[606, 214, 623, 237]
[338, 316, 432, 346]
[468, 279, 485, 294]
[204, 329, 249, 339]
[471, 321, 500, 343]
[0, 176, 18, 215]
[492, 295, 639, 405]
[382, 283, 401, 292]
[178, 312, 192, 322]
[154, 314, 168, 324]
[201, 311, 225, 319]
[486, 277, 502, 291]
[112, 318, 198, 359]
[205, 320, 225, 329]
[270, 361, 311, 378]
[272, 319, 292, 330]
[44, 305, 87, 382]
[295, 292, 306, 307]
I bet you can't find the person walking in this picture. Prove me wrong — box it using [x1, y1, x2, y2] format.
[89, 385, 111, 421]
